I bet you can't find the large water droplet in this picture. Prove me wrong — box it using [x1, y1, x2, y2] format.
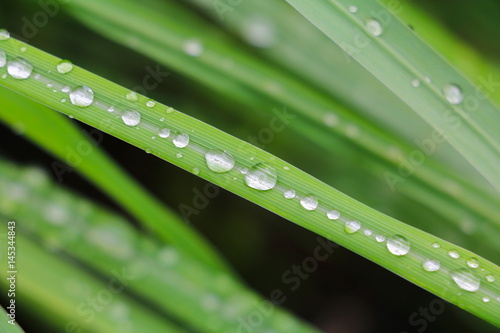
[344, 220, 361, 234]
[284, 189, 296, 199]
[365, 19, 383, 36]
[0, 29, 10, 40]
[450, 269, 480, 292]
[327, 210, 340, 220]
[69, 86, 94, 107]
[173, 133, 190, 148]
[443, 84, 463, 105]
[422, 259, 440, 272]
[467, 258, 479, 269]
[121, 110, 141, 126]
[244, 163, 277, 191]
[184, 39, 204, 57]
[57, 60, 73, 74]
[7, 58, 33, 79]
[448, 250, 460, 259]
[0, 49, 6, 68]
[205, 150, 236, 173]
[387, 235, 410, 256]
[300, 195, 318, 211]
[158, 128, 170, 138]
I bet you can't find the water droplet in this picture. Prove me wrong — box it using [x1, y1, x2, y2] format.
[125, 91, 138, 101]
[0, 29, 11, 40]
[387, 235, 410, 256]
[158, 128, 170, 138]
[7, 58, 33, 79]
[443, 84, 463, 105]
[166, 107, 174, 113]
[243, 16, 276, 48]
[1, 74, 6, 79]
[376, 235, 385, 242]
[482, 297, 490, 303]
[448, 250, 460, 259]
[57, 60, 73, 74]
[344, 220, 361, 234]
[467, 258, 479, 269]
[364, 229, 373, 236]
[348, 5, 358, 13]
[300, 195, 318, 211]
[485, 274, 495, 283]
[61, 86, 70, 93]
[432, 242, 440, 249]
[159, 117, 165, 122]
[121, 110, 141, 126]
[423, 259, 440, 272]
[145, 148, 152, 154]
[450, 269, 480, 292]
[284, 189, 296, 199]
[173, 133, 190, 148]
[176, 153, 183, 158]
[69, 86, 94, 107]
[20, 46, 27, 53]
[411, 78, 420, 87]
[205, 149, 236, 173]
[240, 168, 248, 174]
[0, 49, 6, 67]
[47, 83, 53, 88]
[424, 77, 431, 83]
[146, 100, 155, 107]
[244, 163, 277, 191]
[107, 106, 115, 112]
[365, 19, 383, 36]
[192, 167, 200, 175]
[327, 210, 340, 220]
[61, 98, 66, 103]
[184, 39, 204, 57]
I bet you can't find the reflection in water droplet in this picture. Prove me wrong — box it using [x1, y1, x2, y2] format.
[327, 210, 340, 220]
[284, 189, 296, 199]
[422, 259, 440, 272]
[376, 235, 385, 242]
[244, 163, 277, 191]
[158, 128, 170, 138]
[173, 133, 190, 148]
[146, 100, 155, 107]
[443, 84, 463, 105]
[345, 220, 361, 234]
[467, 258, 479, 269]
[121, 110, 141, 126]
[7, 58, 33, 79]
[69, 86, 94, 107]
[448, 250, 460, 259]
[57, 60, 73, 74]
[205, 150, 236, 173]
[126, 91, 138, 101]
[450, 269, 480, 292]
[387, 235, 410, 256]
[485, 275, 495, 283]
[432, 242, 440, 249]
[300, 195, 318, 211]
[365, 19, 384, 36]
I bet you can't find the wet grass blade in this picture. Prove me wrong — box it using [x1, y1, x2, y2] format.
[0, 36, 499, 326]
[284, 0, 500, 191]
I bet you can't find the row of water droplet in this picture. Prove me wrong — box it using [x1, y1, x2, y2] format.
[0, 30, 494, 301]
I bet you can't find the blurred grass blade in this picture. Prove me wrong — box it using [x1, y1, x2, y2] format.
[0, 36, 499, 326]
[0, 159, 318, 333]
[0, 308, 24, 333]
[284, 0, 500, 191]
[0, 86, 232, 274]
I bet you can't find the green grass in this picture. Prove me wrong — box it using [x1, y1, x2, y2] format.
[0, 0, 499, 331]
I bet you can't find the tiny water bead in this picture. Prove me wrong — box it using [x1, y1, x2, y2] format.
[448, 250, 460, 259]
[364, 229, 373, 236]
[146, 100, 156, 108]
[0, 49, 6, 67]
[348, 5, 358, 13]
[184, 39, 204, 57]
[411, 78, 420, 88]
[450, 269, 480, 292]
[173, 133, 190, 148]
[344, 220, 361, 234]
[443, 84, 463, 105]
[205, 149, 236, 173]
[284, 189, 296, 199]
[244, 163, 277, 191]
[69, 86, 94, 107]
[422, 259, 440, 272]
[467, 258, 479, 269]
[482, 297, 491, 303]
[300, 195, 318, 211]
[432, 242, 440, 249]
[376, 235, 385, 242]
[56, 60, 73, 74]
[7, 58, 33, 79]
[0, 29, 10, 40]
[365, 19, 384, 36]
[121, 110, 141, 126]
[125, 91, 138, 101]
[485, 274, 495, 283]
[327, 210, 340, 220]
[386, 235, 410, 256]
[20, 46, 27, 53]
[158, 128, 170, 138]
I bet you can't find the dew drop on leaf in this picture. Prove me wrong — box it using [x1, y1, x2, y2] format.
[205, 149, 236, 173]
[443, 84, 463, 105]
[327, 210, 340, 220]
[365, 19, 383, 36]
[0, 49, 6, 68]
[422, 259, 440, 272]
[7, 58, 33, 80]
[345, 220, 361, 234]
[244, 163, 277, 191]
[448, 250, 460, 259]
[466, 258, 479, 269]
[57, 60, 73, 74]
[386, 235, 410, 256]
[450, 269, 480, 292]
[121, 110, 141, 126]
[69, 86, 94, 107]
[300, 195, 318, 211]
[284, 189, 296, 199]
[0, 29, 10, 40]
[158, 128, 170, 138]
[173, 133, 190, 148]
